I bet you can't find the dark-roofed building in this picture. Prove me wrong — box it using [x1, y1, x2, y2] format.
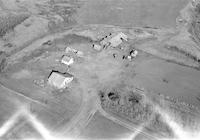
[48, 70, 73, 89]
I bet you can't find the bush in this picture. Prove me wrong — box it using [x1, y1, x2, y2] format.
[195, 3, 200, 14]
[98, 88, 154, 123]
[126, 92, 143, 106]
[107, 91, 120, 102]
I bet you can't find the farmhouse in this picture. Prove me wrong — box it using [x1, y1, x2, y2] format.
[48, 71, 73, 89]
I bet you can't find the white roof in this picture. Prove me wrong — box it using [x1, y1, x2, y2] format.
[117, 32, 128, 41]
[48, 71, 73, 88]
[93, 44, 102, 51]
[65, 47, 78, 53]
[61, 55, 74, 65]
[62, 55, 72, 62]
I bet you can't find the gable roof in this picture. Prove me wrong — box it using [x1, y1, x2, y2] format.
[61, 55, 72, 62]
[48, 71, 73, 88]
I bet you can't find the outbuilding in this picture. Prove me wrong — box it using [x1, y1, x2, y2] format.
[92, 44, 102, 51]
[61, 55, 74, 66]
[130, 49, 138, 58]
[75, 51, 84, 57]
[48, 71, 73, 89]
[65, 47, 78, 53]
[108, 32, 128, 47]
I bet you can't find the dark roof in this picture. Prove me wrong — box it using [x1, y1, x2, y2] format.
[48, 70, 73, 79]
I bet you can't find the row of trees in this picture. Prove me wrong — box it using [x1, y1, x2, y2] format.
[99, 89, 177, 137]
[99, 90, 153, 124]
[0, 51, 7, 72]
[0, 13, 29, 37]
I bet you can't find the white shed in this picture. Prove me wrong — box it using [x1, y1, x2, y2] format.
[61, 55, 74, 66]
[130, 50, 138, 58]
[92, 44, 102, 51]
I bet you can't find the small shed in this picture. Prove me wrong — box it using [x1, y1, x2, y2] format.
[61, 55, 74, 66]
[100, 33, 112, 47]
[65, 47, 78, 53]
[48, 71, 73, 89]
[92, 44, 102, 51]
[130, 49, 138, 58]
[76, 51, 84, 57]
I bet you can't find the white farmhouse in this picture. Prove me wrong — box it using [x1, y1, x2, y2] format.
[48, 71, 73, 89]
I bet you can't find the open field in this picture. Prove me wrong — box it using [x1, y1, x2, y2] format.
[1, 0, 200, 140]
[132, 58, 200, 108]
[78, 111, 132, 140]
[0, 86, 20, 127]
[1, 24, 200, 139]
[76, 0, 190, 28]
[3, 120, 42, 140]
[0, 72, 82, 132]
